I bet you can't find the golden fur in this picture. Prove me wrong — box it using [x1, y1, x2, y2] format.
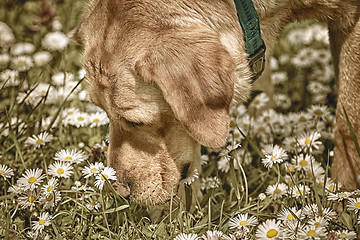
[75, 0, 360, 205]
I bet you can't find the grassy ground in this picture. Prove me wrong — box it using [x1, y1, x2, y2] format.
[0, 1, 359, 239]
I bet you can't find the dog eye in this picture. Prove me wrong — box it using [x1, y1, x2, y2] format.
[125, 119, 144, 127]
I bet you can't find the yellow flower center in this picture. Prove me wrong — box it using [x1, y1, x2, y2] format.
[229, 120, 237, 128]
[300, 160, 308, 166]
[0, 170, 4, 174]
[258, 126, 265, 132]
[296, 190, 303, 195]
[305, 138, 311, 145]
[307, 230, 316, 236]
[65, 156, 72, 161]
[355, 202, 360, 208]
[103, 146, 108, 151]
[315, 222, 321, 227]
[275, 188, 282, 194]
[28, 195, 36, 202]
[18, 60, 25, 65]
[329, 185, 335, 191]
[287, 166, 295, 172]
[28, 177, 36, 183]
[47, 186, 53, 192]
[307, 172, 313, 178]
[253, 99, 260, 105]
[267, 229, 278, 238]
[39, 219, 45, 225]
[287, 214, 294, 220]
[290, 141, 297, 147]
[314, 109, 323, 116]
[41, 90, 46, 95]
[57, 168, 64, 174]
[90, 202, 96, 206]
[240, 221, 247, 226]
[91, 168, 98, 172]
[299, 116, 306, 122]
[101, 174, 108, 180]
[77, 117, 84, 121]
[47, 194, 53, 201]
[263, 116, 270, 122]
[36, 139, 43, 144]
[93, 118, 99, 122]
[340, 233, 345, 237]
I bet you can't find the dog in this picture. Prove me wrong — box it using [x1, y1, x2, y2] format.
[74, 0, 360, 205]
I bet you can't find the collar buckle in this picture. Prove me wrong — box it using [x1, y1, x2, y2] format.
[249, 44, 266, 83]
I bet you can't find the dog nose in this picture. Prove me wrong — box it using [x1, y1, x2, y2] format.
[180, 163, 191, 180]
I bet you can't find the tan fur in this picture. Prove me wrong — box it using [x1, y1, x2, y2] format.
[76, 0, 360, 205]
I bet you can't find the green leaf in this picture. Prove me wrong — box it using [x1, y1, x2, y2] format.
[339, 212, 353, 230]
[103, 205, 129, 214]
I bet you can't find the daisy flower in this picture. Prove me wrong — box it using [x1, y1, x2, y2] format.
[282, 136, 299, 153]
[303, 204, 337, 220]
[297, 225, 326, 239]
[229, 213, 258, 230]
[0, 69, 19, 88]
[304, 161, 325, 180]
[255, 219, 282, 239]
[270, 71, 288, 85]
[17, 189, 39, 210]
[336, 230, 357, 239]
[290, 184, 310, 198]
[86, 200, 101, 211]
[89, 112, 109, 128]
[94, 167, 117, 190]
[199, 230, 226, 240]
[174, 233, 199, 240]
[51, 72, 75, 85]
[307, 105, 330, 119]
[249, 92, 269, 109]
[265, 183, 288, 200]
[200, 176, 221, 191]
[291, 48, 317, 68]
[297, 131, 322, 153]
[54, 149, 87, 164]
[82, 162, 105, 178]
[64, 111, 90, 128]
[327, 191, 353, 201]
[11, 55, 33, 71]
[183, 169, 199, 185]
[307, 216, 329, 229]
[11, 42, 35, 55]
[277, 207, 303, 222]
[0, 164, 14, 179]
[40, 191, 61, 209]
[291, 154, 315, 171]
[48, 161, 74, 178]
[261, 145, 288, 169]
[0, 53, 10, 65]
[24, 131, 53, 149]
[42, 31, 69, 51]
[32, 212, 51, 233]
[201, 155, 209, 166]
[273, 93, 292, 110]
[346, 197, 360, 213]
[17, 168, 45, 190]
[41, 178, 58, 197]
[33, 51, 53, 66]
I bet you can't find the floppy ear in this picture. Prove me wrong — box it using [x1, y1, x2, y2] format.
[135, 27, 235, 148]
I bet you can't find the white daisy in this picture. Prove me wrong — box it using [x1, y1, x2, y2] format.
[89, 112, 109, 128]
[51, 72, 75, 85]
[261, 145, 288, 169]
[86, 200, 101, 211]
[229, 213, 258, 229]
[0, 164, 14, 179]
[291, 48, 317, 68]
[327, 191, 353, 202]
[82, 162, 105, 178]
[41, 178, 58, 197]
[346, 197, 360, 213]
[303, 204, 337, 220]
[24, 131, 53, 149]
[174, 233, 199, 240]
[94, 167, 117, 190]
[273, 93, 292, 110]
[307, 105, 330, 119]
[290, 184, 310, 198]
[304, 161, 325, 180]
[0, 22, 16, 46]
[282, 136, 299, 153]
[0, 69, 19, 88]
[336, 230, 357, 239]
[32, 212, 51, 233]
[307, 216, 329, 229]
[277, 207, 303, 222]
[265, 183, 288, 200]
[201, 155, 209, 166]
[291, 154, 315, 171]
[17, 168, 45, 190]
[11, 42, 35, 55]
[17, 189, 39, 210]
[0, 53, 10, 65]
[270, 72, 288, 85]
[297, 225, 326, 239]
[42, 31, 69, 51]
[200, 176, 221, 191]
[41, 190, 61, 209]
[48, 161, 74, 178]
[183, 169, 199, 185]
[255, 219, 282, 239]
[64, 111, 90, 128]
[249, 92, 269, 110]
[297, 132, 322, 153]
[33, 51, 53, 66]
[54, 149, 87, 164]
[11, 55, 33, 71]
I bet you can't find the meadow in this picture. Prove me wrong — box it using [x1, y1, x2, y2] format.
[0, 1, 359, 239]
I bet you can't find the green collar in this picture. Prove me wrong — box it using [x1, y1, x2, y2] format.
[233, 0, 266, 82]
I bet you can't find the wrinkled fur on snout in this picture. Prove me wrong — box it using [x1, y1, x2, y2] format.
[76, 0, 360, 205]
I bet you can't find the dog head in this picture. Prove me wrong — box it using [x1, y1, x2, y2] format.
[75, 0, 251, 205]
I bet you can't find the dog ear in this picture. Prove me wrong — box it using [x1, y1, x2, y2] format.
[135, 28, 235, 148]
